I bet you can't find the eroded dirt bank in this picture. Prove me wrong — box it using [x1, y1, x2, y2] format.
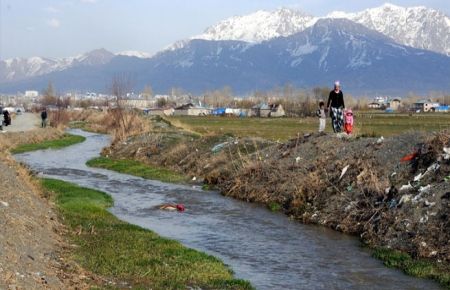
[103, 119, 450, 271]
[0, 129, 91, 289]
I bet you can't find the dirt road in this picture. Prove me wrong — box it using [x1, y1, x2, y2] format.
[3, 113, 40, 132]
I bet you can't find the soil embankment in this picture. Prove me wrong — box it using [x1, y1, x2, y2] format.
[0, 128, 92, 289]
[102, 117, 450, 285]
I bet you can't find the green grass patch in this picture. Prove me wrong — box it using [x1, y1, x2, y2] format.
[373, 248, 450, 289]
[11, 134, 86, 154]
[268, 202, 282, 212]
[41, 178, 252, 289]
[87, 157, 187, 183]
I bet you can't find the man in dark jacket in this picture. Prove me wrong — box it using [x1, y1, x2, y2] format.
[327, 81, 345, 133]
[41, 108, 48, 128]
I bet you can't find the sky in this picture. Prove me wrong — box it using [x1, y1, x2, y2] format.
[0, 0, 449, 59]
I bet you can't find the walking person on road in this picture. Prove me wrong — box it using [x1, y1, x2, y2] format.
[327, 81, 345, 133]
[41, 108, 48, 128]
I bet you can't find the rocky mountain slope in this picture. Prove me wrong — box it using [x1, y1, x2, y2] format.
[3, 19, 449, 95]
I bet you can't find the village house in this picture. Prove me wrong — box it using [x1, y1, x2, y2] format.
[388, 98, 402, 110]
[414, 99, 441, 112]
[146, 107, 175, 116]
[173, 103, 211, 116]
[251, 103, 285, 117]
[368, 102, 382, 109]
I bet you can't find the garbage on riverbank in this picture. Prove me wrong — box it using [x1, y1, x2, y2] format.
[100, 117, 450, 283]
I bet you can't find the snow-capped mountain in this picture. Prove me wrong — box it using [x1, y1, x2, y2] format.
[116, 50, 151, 58]
[196, 8, 316, 42]
[328, 3, 450, 56]
[0, 48, 115, 83]
[0, 56, 73, 83]
[169, 3, 449, 56]
[3, 19, 449, 95]
[164, 8, 316, 51]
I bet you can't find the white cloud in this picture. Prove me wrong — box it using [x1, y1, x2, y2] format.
[44, 6, 60, 13]
[80, 0, 98, 3]
[47, 18, 61, 28]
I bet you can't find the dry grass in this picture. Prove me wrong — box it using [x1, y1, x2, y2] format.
[66, 109, 152, 142]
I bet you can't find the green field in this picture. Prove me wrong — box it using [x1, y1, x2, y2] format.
[168, 113, 450, 141]
[41, 178, 252, 289]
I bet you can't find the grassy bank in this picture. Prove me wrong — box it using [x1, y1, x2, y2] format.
[11, 133, 86, 154]
[373, 248, 450, 288]
[41, 178, 252, 289]
[87, 157, 187, 183]
[169, 113, 450, 141]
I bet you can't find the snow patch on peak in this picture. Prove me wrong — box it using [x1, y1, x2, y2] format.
[117, 50, 151, 58]
[194, 7, 317, 43]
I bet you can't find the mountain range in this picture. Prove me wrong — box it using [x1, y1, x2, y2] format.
[0, 3, 449, 95]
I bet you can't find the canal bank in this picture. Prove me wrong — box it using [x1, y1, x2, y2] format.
[15, 129, 444, 290]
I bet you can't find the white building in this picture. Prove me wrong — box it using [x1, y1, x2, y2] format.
[25, 90, 39, 98]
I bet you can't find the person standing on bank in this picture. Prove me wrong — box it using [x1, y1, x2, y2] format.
[41, 108, 48, 128]
[327, 81, 345, 133]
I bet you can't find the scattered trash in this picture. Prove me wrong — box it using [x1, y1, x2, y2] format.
[399, 194, 412, 205]
[388, 199, 397, 208]
[192, 176, 197, 181]
[414, 173, 424, 182]
[443, 147, 450, 160]
[346, 185, 353, 192]
[211, 142, 229, 153]
[400, 184, 413, 192]
[400, 152, 418, 162]
[376, 136, 384, 144]
[0, 201, 9, 207]
[413, 163, 440, 182]
[424, 200, 436, 207]
[412, 194, 423, 204]
[430, 251, 438, 256]
[339, 165, 349, 181]
[419, 185, 431, 193]
[427, 163, 440, 172]
[419, 215, 429, 224]
[295, 157, 301, 163]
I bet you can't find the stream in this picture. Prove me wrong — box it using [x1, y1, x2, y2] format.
[15, 129, 441, 290]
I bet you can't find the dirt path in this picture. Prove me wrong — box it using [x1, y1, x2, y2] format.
[4, 113, 40, 132]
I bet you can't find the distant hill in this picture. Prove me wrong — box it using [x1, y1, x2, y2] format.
[2, 19, 449, 95]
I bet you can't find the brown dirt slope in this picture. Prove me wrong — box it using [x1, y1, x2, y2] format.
[0, 129, 90, 289]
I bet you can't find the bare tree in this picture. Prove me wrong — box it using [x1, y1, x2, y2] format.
[142, 85, 153, 101]
[110, 74, 134, 141]
[41, 81, 57, 107]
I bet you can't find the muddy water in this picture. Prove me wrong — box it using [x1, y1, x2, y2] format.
[16, 130, 441, 290]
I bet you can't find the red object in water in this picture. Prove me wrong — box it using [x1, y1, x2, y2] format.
[401, 152, 418, 162]
[176, 204, 185, 212]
